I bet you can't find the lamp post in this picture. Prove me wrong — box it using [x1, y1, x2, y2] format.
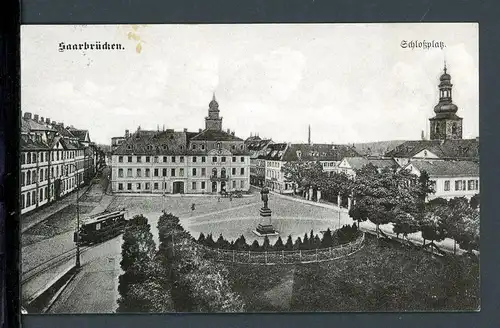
[66, 162, 81, 269]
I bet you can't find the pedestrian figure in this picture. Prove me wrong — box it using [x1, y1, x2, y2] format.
[218, 197, 221, 202]
[191, 203, 195, 211]
[229, 194, 233, 202]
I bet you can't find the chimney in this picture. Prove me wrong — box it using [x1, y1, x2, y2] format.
[58, 122, 64, 126]
[227, 128, 230, 134]
[125, 129, 130, 138]
[231, 131, 235, 136]
[45, 118, 50, 124]
[183, 128, 187, 132]
[24, 112, 32, 119]
[199, 128, 202, 133]
[34, 114, 39, 121]
[308, 125, 311, 145]
[40, 116, 44, 122]
[51, 121, 56, 125]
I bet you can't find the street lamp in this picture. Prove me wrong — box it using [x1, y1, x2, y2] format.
[66, 162, 81, 269]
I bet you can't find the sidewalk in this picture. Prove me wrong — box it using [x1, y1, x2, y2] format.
[21, 183, 94, 233]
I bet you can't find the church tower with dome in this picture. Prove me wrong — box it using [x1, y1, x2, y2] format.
[205, 93, 223, 131]
[429, 64, 463, 140]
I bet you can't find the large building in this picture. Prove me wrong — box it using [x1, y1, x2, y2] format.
[257, 143, 360, 193]
[111, 95, 251, 194]
[245, 135, 273, 187]
[20, 112, 99, 215]
[404, 160, 479, 200]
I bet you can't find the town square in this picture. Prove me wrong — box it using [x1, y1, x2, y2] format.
[19, 24, 479, 313]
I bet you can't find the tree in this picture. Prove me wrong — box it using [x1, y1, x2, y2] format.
[419, 212, 446, 253]
[392, 211, 419, 243]
[470, 194, 480, 209]
[301, 233, 310, 250]
[455, 208, 480, 254]
[197, 232, 206, 244]
[250, 240, 260, 251]
[274, 236, 285, 251]
[262, 236, 272, 251]
[321, 228, 334, 248]
[234, 235, 248, 251]
[293, 236, 302, 250]
[285, 235, 294, 250]
[117, 214, 157, 312]
[281, 160, 325, 196]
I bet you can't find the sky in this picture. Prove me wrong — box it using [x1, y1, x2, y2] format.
[21, 24, 478, 145]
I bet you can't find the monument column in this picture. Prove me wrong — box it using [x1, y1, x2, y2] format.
[254, 187, 278, 236]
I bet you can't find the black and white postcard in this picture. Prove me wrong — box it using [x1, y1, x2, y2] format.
[20, 23, 479, 313]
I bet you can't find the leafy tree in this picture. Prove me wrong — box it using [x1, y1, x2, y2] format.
[419, 212, 447, 253]
[216, 234, 226, 249]
[285, 235, 294, 250]
[470, 194, 480, 209]
[313, 235, 322, 248]
[455, 208, 480, 254]
[205, 234, 215, 248]
[281, 160, 325, 195]
[392, 211, 419, 242]
[117, 214, 157, 312]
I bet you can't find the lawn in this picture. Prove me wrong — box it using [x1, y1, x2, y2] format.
[227, 234, 479, 312]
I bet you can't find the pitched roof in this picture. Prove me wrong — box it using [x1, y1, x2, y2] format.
[68, 128, 90, 142]
[190, 129, 244, 142]
[385, 139, 479, 160]
[408, 160, 479, 178]
[114, 130, 188, 155]
[257, 143, 289, 160]
[20, 135, 50, 150]
[342, 157, 398, 171]
[282, 144, 360, 162]
[22, 117, 56, 132]
[245, 139, 272, 152]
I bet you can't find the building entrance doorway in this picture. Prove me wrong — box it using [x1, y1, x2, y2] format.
[212, 181, 217, 193]
[172, 181, 184, 194]
[221, 181, 226, 192]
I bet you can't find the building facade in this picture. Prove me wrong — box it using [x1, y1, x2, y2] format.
[111, 95, 251, 194]
[258, 143, 360, 194]
[404, 160, 479, 200]
[245, 135, 273, 187]
[337, 157, 398, 178]
[20, 113, 97, 215]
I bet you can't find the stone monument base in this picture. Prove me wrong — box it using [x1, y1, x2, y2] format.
[253, 224, 279, 237]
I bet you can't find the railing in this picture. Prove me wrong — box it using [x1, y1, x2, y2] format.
[210, 175, 229, 182]
[199, 232, 365, 265]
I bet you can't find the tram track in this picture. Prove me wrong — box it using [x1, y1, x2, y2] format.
[21, 244, 97, 285]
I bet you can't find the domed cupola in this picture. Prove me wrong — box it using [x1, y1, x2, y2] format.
[434, 64, 458, 114]
[205, 92, 223, 131]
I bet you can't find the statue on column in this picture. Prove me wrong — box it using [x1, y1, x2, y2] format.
[260, 187, 270, 209]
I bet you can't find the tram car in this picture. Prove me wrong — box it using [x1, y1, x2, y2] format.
[74, 210, 127, 245]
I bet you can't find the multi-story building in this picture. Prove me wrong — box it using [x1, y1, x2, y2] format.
[20, 112, 98, 215]
[111, 95, 251, 194]
[404, 160, 479, 200]
[245, 135, 273, 187]
[258, 143, 360, 194]
[337, 157, 399, 178]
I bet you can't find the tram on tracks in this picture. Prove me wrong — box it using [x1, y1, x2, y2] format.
[74, 209, 128, 245]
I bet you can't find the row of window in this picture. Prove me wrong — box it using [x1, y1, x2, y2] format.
[117, 180, 246, 191]
[21, 165, 82, 187]
[129, 143, 245, 152]
[117, 167, 246, 178]
[118, 155, 246, 164]
[442, 179, 479, 192]
[266, 169, 281, 179]
[21, 177, 80, 209]
[21, 150, 84, 165]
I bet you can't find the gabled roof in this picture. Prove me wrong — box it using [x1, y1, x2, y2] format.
[407, 160, 479, 178]
[341, 157, 398, 171]
[52, 124, 76, 138]
[190, 129, 244, 142]
[20, 135, 50, 150]
[113, 130, 188, 155]
[257, 143, 288, 160]
[282, 144, 360, 162]
[246, 139, 272, 152]
[385, 139, 479, 160]
[21, 117, 56, 132]
[68, 128, 90, 142]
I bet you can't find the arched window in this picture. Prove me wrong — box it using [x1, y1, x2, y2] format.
[435, 124, 440, 134]
[26, 192, 31, 207]
[452, 123, 457, 135]
[217, 142, 221, 149]
[212, 168, 217, 177]
[27, 171, 31, 185]
[221, 168, 226, 178]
